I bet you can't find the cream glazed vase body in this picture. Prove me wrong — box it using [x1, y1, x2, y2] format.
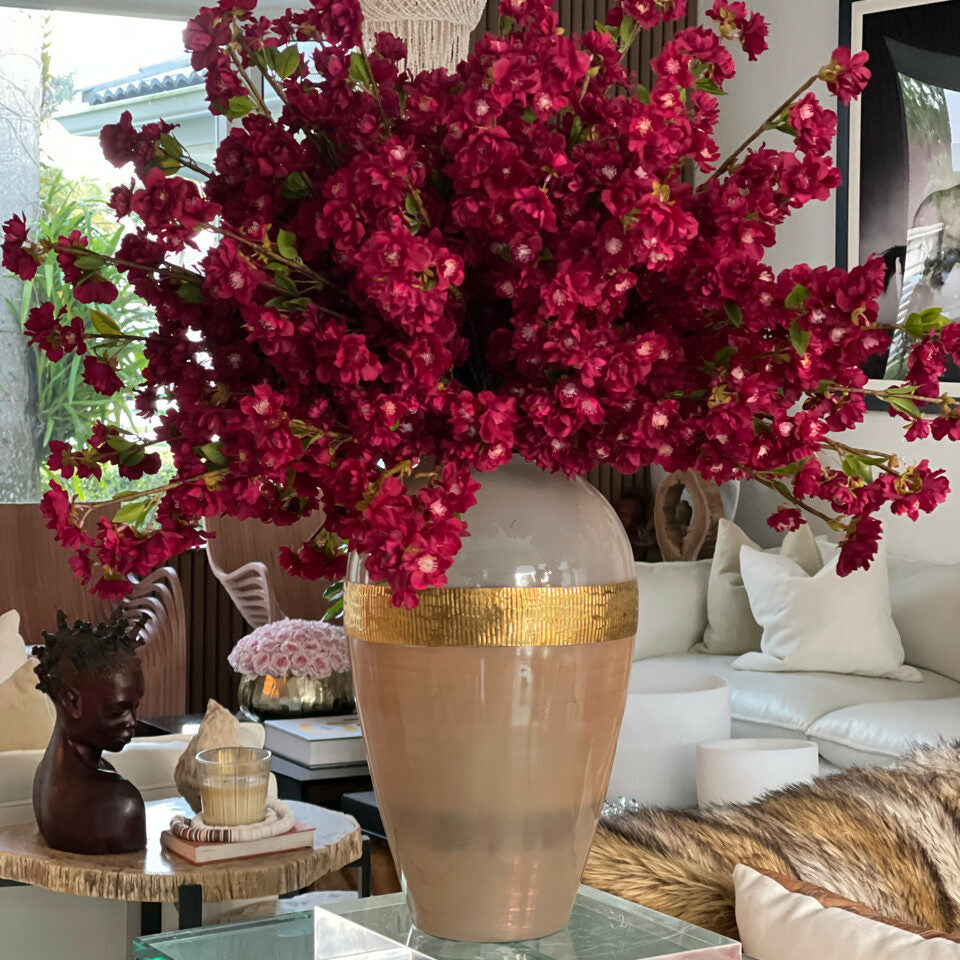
[344, 458, 637, 941]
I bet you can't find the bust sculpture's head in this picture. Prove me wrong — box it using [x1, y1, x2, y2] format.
[34, 610, 145, 754]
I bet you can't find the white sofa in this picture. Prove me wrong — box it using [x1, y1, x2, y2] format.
[0, 733, 191, 828]
[633, 555, 960, 771]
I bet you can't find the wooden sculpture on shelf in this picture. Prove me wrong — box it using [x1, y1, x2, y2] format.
[32, 610, 147, 854]
[653, 471, 726, 562]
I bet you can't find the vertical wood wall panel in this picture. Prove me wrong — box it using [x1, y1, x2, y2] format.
[169, 548, 247, 713]
[471, 0, 698, 52]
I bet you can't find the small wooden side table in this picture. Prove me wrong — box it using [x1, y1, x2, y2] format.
[0, 797, 361, 935]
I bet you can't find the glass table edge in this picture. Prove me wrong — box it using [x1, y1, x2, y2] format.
[133, 884, 740, 952]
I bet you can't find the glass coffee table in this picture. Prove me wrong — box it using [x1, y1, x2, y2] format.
[132, 885, 741, 959]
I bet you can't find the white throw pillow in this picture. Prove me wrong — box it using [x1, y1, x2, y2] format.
[734, 865, 960, 960]
[732, 545, 921, 681]
[697, 519, 823, 655]
[0, 610, 28, 686]
[887, 556, 960, 684]
[633, 559, 711, 660]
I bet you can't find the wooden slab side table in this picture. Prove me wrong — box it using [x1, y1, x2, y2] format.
[0, 797, 361, 935]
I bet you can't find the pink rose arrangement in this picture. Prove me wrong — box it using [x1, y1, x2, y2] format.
[3, 0, 956, 607]
[228, 618, 350, 679]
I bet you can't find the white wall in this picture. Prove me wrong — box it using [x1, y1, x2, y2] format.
[712, 0, 960, 559]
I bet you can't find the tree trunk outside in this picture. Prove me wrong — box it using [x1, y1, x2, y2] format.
[0, 11, 42, 503]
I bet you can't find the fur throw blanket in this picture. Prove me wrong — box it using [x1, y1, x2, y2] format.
[583, 743, 960, 938]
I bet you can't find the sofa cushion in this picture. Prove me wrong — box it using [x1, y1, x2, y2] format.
[0, 610, 27, 685]
[105, 733, 194, 799]
[698, 520, 822, 656]
[807, 698, 960, 769]
[734, 865, 960, 960]
[646, 654, 960, 739]
[0, 734, 193, 828]
[888, 557, 960, 684]
[0, 659, 55, 751]
[633, 559, 711, 659]
[732, 545, 920, 682]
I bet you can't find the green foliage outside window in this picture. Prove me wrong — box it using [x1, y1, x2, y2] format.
[7, 167, 175, 499]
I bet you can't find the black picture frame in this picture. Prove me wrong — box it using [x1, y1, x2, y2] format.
[837, 0, 960, 392]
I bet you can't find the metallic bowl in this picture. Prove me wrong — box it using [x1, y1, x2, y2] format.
[238, 671, 355, 721]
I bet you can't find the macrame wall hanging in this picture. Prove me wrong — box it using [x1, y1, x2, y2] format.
[361, 0, 488, 74]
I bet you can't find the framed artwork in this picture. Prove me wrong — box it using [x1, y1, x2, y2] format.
[838, 0, 960, 384]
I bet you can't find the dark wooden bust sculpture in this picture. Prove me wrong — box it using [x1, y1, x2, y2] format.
[32, 610, 147, 854]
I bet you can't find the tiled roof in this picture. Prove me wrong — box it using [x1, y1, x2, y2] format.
[81, 56, 203, 106]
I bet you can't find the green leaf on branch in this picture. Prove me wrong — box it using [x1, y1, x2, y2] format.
[322, 580, 343, 602]
[275, 45, 301, 79]
[348, 51, 372, 85]
[841, 453, 873, 483]
[770, 480, 793, 499]
[198, 442, 228, 467]
[713, 345, 736, 367]
[276, 229, 299, 262]
[73, 255, 103, 272]
[158, 132, 183, 159]
[272, 270, 298, 294]
[117, 446, 145, 467]
[113, 499, 153, 528]
[177, 282, 204, 304]
[784, 283, 810, 309]
[106, 436, 135, 454]
[903, 306, 951, 338]
[724, 301, 743, 328]
[90, 310, 122, 337]
[281, 171, 311, 199]
[770, 457, 809, 476]
[887, 395, 921, 419]
[225, 96, 254, 119]
[322, 598, 343, 622]
[635, 84, 651, 104]
[789, 319, 810, 356]
[694, 77, 725, 96]
[568, 115, 586, 146]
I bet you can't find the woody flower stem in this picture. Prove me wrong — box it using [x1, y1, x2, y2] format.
[746, 468, 845, 528]
[228, 47, 273, 117]
[54, 244, 202, 283]
[705, 74, 817, 184]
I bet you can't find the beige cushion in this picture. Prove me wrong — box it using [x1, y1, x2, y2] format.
[0, 610, 28, 686]
[0, 658, 54, 751]
[732, 545, 921, 682]
[734, 864, 960, 958]
[698, 520, 822, 655]
[647, 654, 960, 741]
[633, 559, 711, 660]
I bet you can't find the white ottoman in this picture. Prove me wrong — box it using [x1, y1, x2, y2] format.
[696, 738, 819, 807]
[607, 661, 730, 808]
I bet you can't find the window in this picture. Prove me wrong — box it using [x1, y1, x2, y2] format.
[0, 6, 223, 500]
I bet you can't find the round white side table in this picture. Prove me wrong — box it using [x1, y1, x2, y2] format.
[607, 662, 730, 808]
[696, 738, 819, 807]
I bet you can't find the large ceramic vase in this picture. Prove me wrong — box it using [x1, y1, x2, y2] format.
[344, 459, 637, 942]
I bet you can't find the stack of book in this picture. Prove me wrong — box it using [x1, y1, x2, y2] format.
[161, 821, 316, 865]
[263, 714, 367, 776]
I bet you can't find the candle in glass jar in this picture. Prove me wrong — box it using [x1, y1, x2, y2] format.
[196, 747, 271, 826]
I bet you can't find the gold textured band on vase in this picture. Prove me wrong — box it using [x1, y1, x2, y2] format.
[343, 580, 639, 647]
